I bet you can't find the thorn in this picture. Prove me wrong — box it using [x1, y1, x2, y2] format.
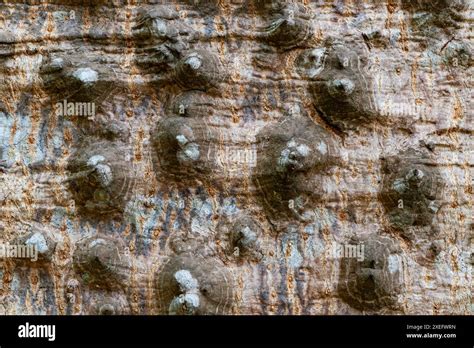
[362, 33, 372, 50]
[439, 36, 456, 54]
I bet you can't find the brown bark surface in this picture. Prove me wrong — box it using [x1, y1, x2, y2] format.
[0, 0, 472, 315]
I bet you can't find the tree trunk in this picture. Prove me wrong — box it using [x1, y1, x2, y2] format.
[0, 0, 471, 315]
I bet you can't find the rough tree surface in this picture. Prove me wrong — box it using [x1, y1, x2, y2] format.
[0, 0, 472, 315]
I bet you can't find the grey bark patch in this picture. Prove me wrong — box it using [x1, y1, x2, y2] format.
[338, 235, 405, 312]
[155, 254, 236, 315]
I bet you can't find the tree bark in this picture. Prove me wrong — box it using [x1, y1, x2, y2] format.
[0, 0, 471, 315]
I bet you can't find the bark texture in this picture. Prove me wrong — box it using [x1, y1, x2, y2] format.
[0, 0, 472, 315]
